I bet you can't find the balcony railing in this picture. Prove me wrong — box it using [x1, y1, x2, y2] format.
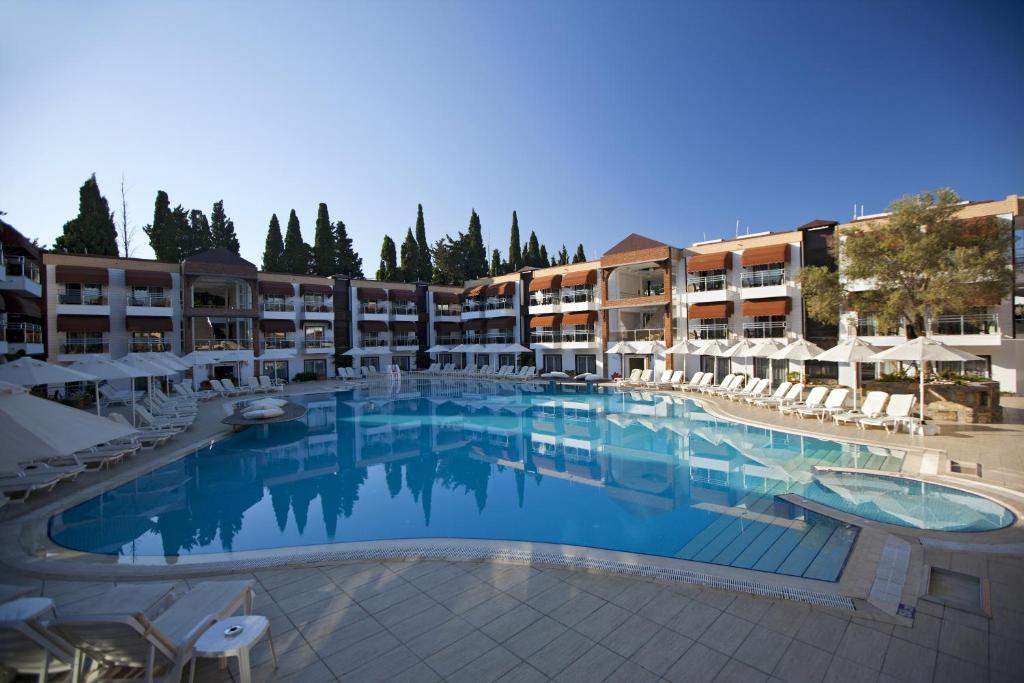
[688, 324, 729, 340]
[530, 330, 558, 344]
[608, 328, 665, 342]
[61, 339, 109, 354]
[129, 339, 171, 352]
[392, 335, 419, 347]
[391, 304, 418, 316]
[561, 288, 595, 304]
[484, 334, 514, 345]
[128, 292, 170, 307]
[303, 302, 333, 313]
[303, 339, 335, 350]
[462, 299, 484, 312]
[486, 298, 513, 311]
[3, 256, 41, 283]
[192, 338, 252, 351]
[686, 274, 726, 292]
[434, 306, 462, 317]
[529, 293, 556, 307]
[359, 303, 389, 315]
[262, 300, 295, 312]
[742, 321, 788, 338]
[6, 323, 42, 344]
[531, 329, 597, 344]
[855, 317, 900, 337]
[263, 336, 295, 350]
[59, 292, 107, 305]
[436, 336, 462, 346]
[929, 313, 999, 336]
[741, 268, 786, 288]
[615, 285, 665, 299]
[361, 337, 389, 348]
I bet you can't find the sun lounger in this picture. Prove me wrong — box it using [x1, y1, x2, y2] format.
[154, 387, 196, 407]
[615, 369, 642, 387]
[106, 413, 178, 447]
[0, 597, 75, 681]
[258, 375, 285, 393]
[706, 375, 744, 396]
[857, 393, 916, 433]
[99, 384, 143, 406]
[756, 382, 803, 408]
[684, 373, 714, 392]
[832, 391, 889, 426]
[796, 387, 850, 420]
[644, 370, 674, 388]
[747, 381, 790, 405]
[656, 370, 684, 388]
[0, 472, 63, 502]
[699, 374, 735, 394]
[16, 461, 87, 481]
[728, 377, 770, 402]
[675, 372, 705, 390]
[779, 386, 829, 415]
[136, 405, 194, 430]
[221, 379, 253, 396]
[719, 376, 758, 399]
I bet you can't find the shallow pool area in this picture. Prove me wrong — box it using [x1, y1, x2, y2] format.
[48, 380, 1014, 581]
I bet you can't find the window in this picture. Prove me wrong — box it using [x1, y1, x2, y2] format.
[362, 356, 381, 370]
[129, 286, 168, 307]
[60, 283, 104, 305]
[303, 294, 330, 312]
[859, 363, 876, 382]
[741, 262, 785, 288]
[62, 332, 106, 354]
[263, 360, 289, 382]
[700, 356, 715, 374]
[394, 355, 412, 371]
[933, 357, 991, 378]
[262, 295, 291, 312]
[543, 355, 562, 372]
[192, 318, 252, 350]
[191, 277, 251, 309]
[263, 332, 293, 349]
[303, 324, 331, 350]
[131, 331, 168, 352]
[475, 353, 491, 368]
[498, 353, 516, 368]
[804, 360, 838, 381]
[303, 359, 327, 376]
[575, 354, 597, 375]
[753, 357, 769, 379]
[771, 359, 789, 383]
[686, 269, 725, 292]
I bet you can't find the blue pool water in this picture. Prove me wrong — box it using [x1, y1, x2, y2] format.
[49, 380, 1013, 580]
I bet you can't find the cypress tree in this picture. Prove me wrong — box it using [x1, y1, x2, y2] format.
[572, 243, 587, 263]
[169, 206, 190, 258]
[334, 219, 364, 278]
[312, 203, 337, 275]
[282, 209, 310, 274]
[525, 231, 541, 267]
[262, 214, 285, 271]
[557, 245, 569, 265]
[183, 209, 212, 259]
[414, 204, 432, 281]
[507, 211, 522, 272]
[399, 228, 419, 282]
[489, 248, 502, 276]
[376, 235, 398, 281]
[142, 190, 178, 261]
[539, 244, 549, 268]
[55, 174, 119, 256]
[209, 200, 240, 254]
[465, 210, 488, 279]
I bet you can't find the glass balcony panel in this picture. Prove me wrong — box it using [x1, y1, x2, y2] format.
[608, 328, 665, 342]
[129, 292, 170, 307]
[193, 338, 253, 351]
[686, 273, 726, 292]
[262, 299, 294, 312]
[740, 268, 786, 288]
[688, 324, 729, 340]
[929, 313, 999, 336]
[742, 321, 787, 338]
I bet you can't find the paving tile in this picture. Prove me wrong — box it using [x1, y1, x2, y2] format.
[505, 615, 570, 659]
[481, 602, 545, 641]
[881, 637, 936, 683]
[700, 612, 756, 656]
[629, 626, 693, 677]
[388, 661, 442, 683]
[496, 662, 551, 683]
[285, 593, 364, 628]
[298, 605, 381, 644]
[246, 640, 319, 678]
[938, 620, 989, 667]
[484, 566, 543, 591]
[555, 643, 625, 682]
[270, 660, 338, 683]
[822, 656, 878, 683]
[734, 625, 791, 674]
[693, 589, 737, 611]
[795, 611, 850, 653]
[600, 613, 662, 658]
[372, 591, 438, 628]
[668, 600, 722, 639]
[634, 587, 692, 625]
[448, 645, 521, 683]
[389, 602, 456, 642]
[529, 628, 594, 678]
[523, 583, 579, 614]
[835, 621, 890, 671]
[424, 630, 499, 677]
[321, 630, 401, 676]
[463, 592, 523, 627]
[932, 653, 990, 683]
[773, 639, 833, 683]
[603, 659, 659, 683]
[714, 658, 770, 683]
[547, 589, 606, 627]
[357, 580, 424, 614]
[304, 616, 386, 660]
[341, 643, 421, 683]
[663, 641, 730, 683]
[759, 600, 810, 638]
[605, 579, 661, 611]
[502, 570, 565, 602]
[405, 615, 479, 658]
[726, 595, 774, 623]
[445, 581, 502, 614]
[428, 572, 491, 603]
[572, 601, 631, 642]
[893, 612, 941, 649]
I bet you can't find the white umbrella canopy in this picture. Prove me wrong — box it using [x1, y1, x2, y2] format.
[118, 354, 174, 376]
[155, 353, 190, 372]
[65, 357, 148, 380]
[721, 339, 756, 376]
[500, 343, 531, 354]
[425, 345, 451, 354]
[869, 336, 983, 425]
[0, 357, 98, 386]
[342, 347, 366, 357]
[665, 340, 699, 355]
[748, 339, 783, 358]
[770, 337, 825, 384]
[695, 340, 733, 356]
[813, 337, 883, 410]
[606, 341, 636, 354]
[0, 382, 136, 465]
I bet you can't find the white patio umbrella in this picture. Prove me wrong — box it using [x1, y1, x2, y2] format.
[666, 339, 699, 380]
[769, 337, 824, 384]
[606, 341, 636, 379]
[0, 357, 101, 414]
[748, 339, 783, 358]
[155, 353, 190, 372]
[117, 355, 174, 410]
[0, 382, 136, 465]
[694, 340, 733, 381]
[500, 343, 531, 354]
[813, 337, 882, 410]
[65, 357, 149, 424]
[342, 348, 366, 356]
[869, 336, 982, 425]
[425, 344, 451, 354]
[721, 339, 756, 377]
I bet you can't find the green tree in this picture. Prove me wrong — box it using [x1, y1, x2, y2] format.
[169, 206, 190, 258]
[507, 211, 522, 272]
[799, 188, 1013, 339]
[209, 200, 240, 254]
[414, 204, 432, 280]
[376, 235, 399, 281]
[183, 209, 212, 258]
[431, 234, 467, 285]
[399, 228, 419, 282]
[572, 243, 587, 263]
[142, 190, 178, 261]
[539, 244, 549, 267]
[55, 174, 119, 256]
[557, 245, 569, 265]
[465, 210, 487, 279]
[489, 248, 502, 276]
[282, 209, 310, 274]
[334, 219, 364, 278]
[312, 203, 337, 275]
[525, 231, 541, 267]
[261, 213, 285, 271]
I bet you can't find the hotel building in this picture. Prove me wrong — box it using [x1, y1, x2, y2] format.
[0, 220, 45, 359]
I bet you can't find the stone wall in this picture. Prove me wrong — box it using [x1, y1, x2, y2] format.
[861, 380, 1002, 423]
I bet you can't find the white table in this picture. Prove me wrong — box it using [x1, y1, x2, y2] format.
[189, 615, 276, 683]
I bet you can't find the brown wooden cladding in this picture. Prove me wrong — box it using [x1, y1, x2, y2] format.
[741, 244, 789, 267]
[259, 319, 296, 332]
[529, 314, 561, 328]
[687, 302, 733, 319]
[486, 282, 515, 297]
[600, 245, 670, 268]
[388, 289, 417, 302]
[560, 270, 598, 287]
[602, 293, 670, 309]
[258, 281, 294, 296]
[55, 265, 108, 284]
[57, 315, 109, 332]
[741, 297, 791, 317]
[561, 311, 598, 326]
[431, 291, 460, 304]
[487, 316, 516, 329]
[433, 321, 462, 332]
[463, 285, 486, 298]
[125, 316, 173, 332]
[528, 275, 561, 292]
[299, 283, 333, 296]
[686, 252, 731, 273]
[389, 320, 417, 332]
[356, 288, 387, 301]
[124, 270, 172, 288]
[357, 320, 388, 332]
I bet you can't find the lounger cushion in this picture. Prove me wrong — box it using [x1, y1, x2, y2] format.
[242, 407, 284, 420]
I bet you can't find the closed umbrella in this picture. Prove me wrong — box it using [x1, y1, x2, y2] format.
[869, 336, 982, 426]
[0, 382, 135, 466]
[813, 337, 882, 410]
[0, 357, 101, 414]
[770, 337, 824, 384]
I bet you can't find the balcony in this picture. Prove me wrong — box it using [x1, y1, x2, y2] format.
[742, 321, 788, 339]
[361, 336, 390, 348]
[484, 334, 514, 345]
[262, 300, 295, 312]
[303, 338, 335, 352]
[127, 291, 174, 318]
[192, 338, 253, 351]
[59, 292, 107, 305]
[6, 322, 43, 354]
[0, 256, 42, 297]
[358, 303, 389, 320]
[433, 305, 462, 319]
[392, 335, 419, 349]
[686, 273, 726, 293]
[929, 313, 999, 336]
[603, 287, 669, 310]
[485, 298, 514, 315]
[436, 335, 462, 346]
[740, 269, 785, 288]
[129, 339, 172, 352]
[531, 329, 597, 346]
[390, 303, 418, 317]
[608, 328, 665, 342]
[264, 336, 296, 349]
[688, 324, 729, 340]
[61, 339, 109, 355]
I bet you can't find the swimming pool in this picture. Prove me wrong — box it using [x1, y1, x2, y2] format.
[48, 380, 1013, 580]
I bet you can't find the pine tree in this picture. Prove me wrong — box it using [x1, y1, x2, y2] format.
[507, 211, 522, 272]
[557, 245, 569, 265]
[431, 235, 467, 285]
[55, 174, 119, 256]
[142, 190, 178, 261]
[169, 206, 190, 258]
[489, 248, 502, 276]
[376, 235, 398, 281]
[414, 204, 432, 281]
[572, 243, 587, 263]
[209, 200, 240, 254]
[262, 214, 285, 271]
[465, 210, 488, 279]
[539, 244, 549, 268]
[282, 209, 310, 274]
[399, 228, 419, 282]
[525, 231, 541, 267]
[183, 209, 212, 259]
[334, 219, 364, 278]
[312, 203, 337, 275]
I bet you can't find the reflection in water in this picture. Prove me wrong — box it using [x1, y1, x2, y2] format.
[51, 379, 1002, 581]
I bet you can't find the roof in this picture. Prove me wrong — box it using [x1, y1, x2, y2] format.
[603, 233, 668, 256]
[182, 248, 257, 270]
[796, 219, 839, 230]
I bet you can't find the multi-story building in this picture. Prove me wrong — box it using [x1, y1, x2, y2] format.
[458, 272, 526, 371]
[0, 220, 45, 358]
[526, 260, 602, 375]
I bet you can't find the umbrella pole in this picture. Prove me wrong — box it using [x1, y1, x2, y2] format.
[920, 370, 925, 428]
[853, 361, 859, 411]
[95, 381, 101, 416]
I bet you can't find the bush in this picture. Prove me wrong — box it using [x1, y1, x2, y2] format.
[292, 371, 318, 382]
[786, 371, 800, 382]
[518, 352, 534, 367]
[416, 351, 430, 369]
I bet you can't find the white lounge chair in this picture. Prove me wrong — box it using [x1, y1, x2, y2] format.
[796, 388, 850, 420]
[221, 378, 253, 396]
[858, 394, 916, 433]
[136, 405, 194, 430]
[779, 386, 829, 415]
[747, 381, 790, 405]
[208, 379, 240, 397]
[0, 597, 75, 681]
[706, 375, 744, 396]
[615, 369, 642, 387]
[675, 372, 704, 390]
[644, 370, 674, 388]
[833, 391, 889, 426]
[684, 373, 715, 392]
[259, 375, 285, 392]
[657, 370, 684, 388]
[729, 377, 770, 402]
[699, 374, 735, 394]
[0, 472, 63, 502]
[99, 384, 143, 406]
[719, 376, 757, 399]
[107, 413, 178, 447]
[756, 382, 804, 408]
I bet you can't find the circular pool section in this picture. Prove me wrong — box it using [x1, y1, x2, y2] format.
[807, 471, 1014, 532]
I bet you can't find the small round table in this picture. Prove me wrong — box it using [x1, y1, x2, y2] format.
[189, 615, 276, 683]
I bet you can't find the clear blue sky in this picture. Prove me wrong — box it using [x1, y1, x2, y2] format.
[2, 0, 1021, 266]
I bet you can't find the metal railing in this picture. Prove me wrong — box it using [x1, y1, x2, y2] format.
[358, 303, 389, 315]
[530, 330, 558, 344]
[562, 329, 597, 343]
[486, 298, 513, 311]
[303, 302, 333, 313]
[263, 336, 295, 349]
[303, 339, 335, 350]
[361, 337, 389, 348]
[392, 335, 419, 347]
[433, 306, 462, 317]
[128, 292, 170, 307]
[686, 273, 726, 292]
[61, 339, 109, 354]
[192, 338, 252, 351]
[484, 334, 514, 345]
[688, 324, 729, 340]
[129, 339, 171, 352]
[59, 292, 107, 305]
[6, 322, 42, 344]
[461, 299, 484, 312]
[391, 304, 418, 316]
[3, 255, 41, 283]
[855, 317, 900, 337]
[436, 335, 462, 346]
[740, 268, 786, 288]
[464, 334, 484, 345]
[531, 329, 598, 344]
[608, 328, 665, 342]
[262, 300, 295, 312]
[929, 313, 999, 336]
[529, 293, 556, 307]
[561, 288, 595, 304]
[742, 321, 788, 338]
